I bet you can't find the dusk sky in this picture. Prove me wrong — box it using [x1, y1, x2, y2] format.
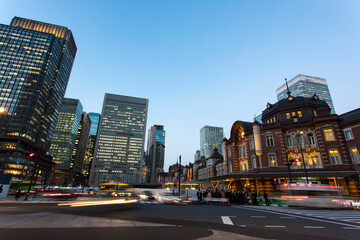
[1, 0, 359, 170]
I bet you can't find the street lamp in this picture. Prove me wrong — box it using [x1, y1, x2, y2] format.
[297, 131, 309, 183]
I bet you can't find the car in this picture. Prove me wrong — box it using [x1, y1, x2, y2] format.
[43, 190, 78, 200]
[139, 191, 155, 201]
[156, 192, 190, 204]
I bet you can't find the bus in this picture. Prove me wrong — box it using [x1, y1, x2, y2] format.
[277, 183, 346, 208]
[7, 179, 34, 195]
[99, 182, 136, 199]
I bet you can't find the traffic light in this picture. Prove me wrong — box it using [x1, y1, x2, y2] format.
[273, 178, 278, 184]
[288, 158, 300, 166]
[26, 170, 30, 176]
[29, 152, 35, 157]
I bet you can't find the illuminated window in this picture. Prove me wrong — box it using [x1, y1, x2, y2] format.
[268, 153, 277, 167]
[328, 149, 342, 164]
[286, 113, 290, 119]
[323, 128, 335, 141]
[297, 111, 302, 117]
[308, 155, 321, 166]
[349, 147, 360, 163]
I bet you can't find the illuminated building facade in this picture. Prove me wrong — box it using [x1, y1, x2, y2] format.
[48, 98, 82, 186]
[90, 93, 148, 185]
[0, 17, 77, 183]
[145, 125, 165, 183]
[276, 74, 336, 114]
[82, 112, 101, 185]
[71, 113, 91, 186]
[200, 126, 224, 159]
[218, 95, 360, 196]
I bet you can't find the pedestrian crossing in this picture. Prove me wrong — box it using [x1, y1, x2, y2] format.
[241, 206, 360, 225]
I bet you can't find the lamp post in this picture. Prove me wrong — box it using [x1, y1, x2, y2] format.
[297, 132, 309, 183]
[178, 155, 181, 196]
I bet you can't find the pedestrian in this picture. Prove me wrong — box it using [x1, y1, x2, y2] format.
[196, 190, 202, 203]
[15, 188, 21, 200]
[252, 191, 257, 205]
[263, 191, 270, 206]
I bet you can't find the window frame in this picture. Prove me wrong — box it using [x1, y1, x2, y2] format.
[328, 148, 342, 165]
[251, 155, 257, 169]
[268, 153, 277, 167]
[323, 128, 336, 142]
[349, 147, 360, 164]
[265, 134, 275, 147]
[249, 137, 255, 150]
[343, 128, 354, 141]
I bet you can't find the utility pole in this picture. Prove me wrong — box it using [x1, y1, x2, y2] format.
[178, 155, 181, 196]
[298, 138, 309, 183]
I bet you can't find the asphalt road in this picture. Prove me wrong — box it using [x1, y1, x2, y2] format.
[0, 201, 359, 240]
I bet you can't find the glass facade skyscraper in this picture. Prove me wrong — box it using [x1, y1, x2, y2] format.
[200, 126, 224, 159]
[48, 98, 82, 186]
[82, 112, 101, 185]
[0, 17, 76, 182]
[146, 125, 165, 183]
[276, 74, 336, 114]
[71, 113, 91, 186]
[88, 112, 100, 136]
[90, 93, 148, 185]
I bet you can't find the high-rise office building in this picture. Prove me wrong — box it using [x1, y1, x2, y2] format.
[90, 93, 148, 185]
[276, 74, 336, 114]
[48, 98, 82, 186]
[88, 112, 100, 136]
[71, 113, 91, 186]
[146, 125, 165, 183]
[82, 112, 101, 185]
[200, 126, 224, 159]
[0, 17, 77, 183]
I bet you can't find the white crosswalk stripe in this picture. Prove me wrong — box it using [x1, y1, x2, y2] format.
[247, 206, 360, 225]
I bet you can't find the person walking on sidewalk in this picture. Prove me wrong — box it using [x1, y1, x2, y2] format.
[15, 188, 21, 200]
[263, 191, 270, 206]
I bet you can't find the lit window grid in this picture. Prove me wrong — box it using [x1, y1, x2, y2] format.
[93, 97, 147, 182]
[0, 23, 75, 149]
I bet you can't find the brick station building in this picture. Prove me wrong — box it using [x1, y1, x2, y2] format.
[217, 94, 360, 196]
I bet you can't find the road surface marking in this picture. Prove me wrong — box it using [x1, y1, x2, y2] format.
[251, 216, 266, 218]
[265, 225, 286, 228]
[342, 227, 360, 230]
[280, 217, 296, 219]
[239, 225, 247, 227]
[304, 226, 325, 229]
[232, 206, 360, 229]
[221, 216, 235, 225]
